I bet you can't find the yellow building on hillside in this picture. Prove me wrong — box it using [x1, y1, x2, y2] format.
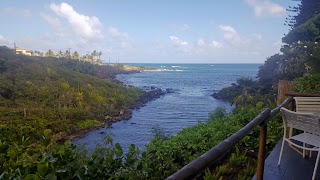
[16, 48, 32, 56]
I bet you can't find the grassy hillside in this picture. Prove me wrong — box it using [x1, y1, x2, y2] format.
[0, 46, 144, 142]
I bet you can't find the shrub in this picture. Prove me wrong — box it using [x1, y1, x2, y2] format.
[76, 119, 100, 130]
[209, 107, 227, 120]
[293, 74, 320, 93]
[229, 146, 247, 167]
[215, 164, 232, 176]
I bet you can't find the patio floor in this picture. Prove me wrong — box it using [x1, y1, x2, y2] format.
[252, 139, 320, 180]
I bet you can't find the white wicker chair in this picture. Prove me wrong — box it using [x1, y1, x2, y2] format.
[278, 107, 320, 180]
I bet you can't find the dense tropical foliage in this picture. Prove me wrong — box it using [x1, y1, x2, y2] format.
[216, 0, 320, 102]
[32, 49, 103, 64]
[258, 0, 320, 94]
[1, 0, 320, 179]
[0, 102, 281, 179]
[0, 46, 144, 143]
[205, 0, 320, 178]
[0, 46, 280, 179]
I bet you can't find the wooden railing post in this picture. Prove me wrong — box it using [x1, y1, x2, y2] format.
[289, 96, 295, 111]
[257, 124, 267, 180]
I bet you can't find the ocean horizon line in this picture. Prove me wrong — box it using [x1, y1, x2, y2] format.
[105, 62, 263, 65]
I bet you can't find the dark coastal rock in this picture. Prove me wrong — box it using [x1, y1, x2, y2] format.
[138, 88, 166, 104]
[166, 88, 174, 93]
[210, 92, 230, 101]
[211, 92, 223, 99]
[101, 88, 166, 125]
[210, 85, 241, 101]
[101, 71, 167, 128]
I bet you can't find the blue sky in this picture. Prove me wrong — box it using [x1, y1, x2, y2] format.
[0, 0, 298, 63]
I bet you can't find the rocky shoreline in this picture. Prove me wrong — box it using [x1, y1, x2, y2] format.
[104, 88, 166, 123]
[63, 88, 166, 141]
[210, 92, 226, 100]
[63, 67, 167, 141]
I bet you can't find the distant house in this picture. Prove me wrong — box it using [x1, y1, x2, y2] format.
[16, 48, 32, 56]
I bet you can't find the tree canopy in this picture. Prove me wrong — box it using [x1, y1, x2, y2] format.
[258, 1, 320, 93]
[286, 0, 320, 28]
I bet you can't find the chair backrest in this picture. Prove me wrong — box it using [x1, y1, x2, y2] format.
[294, 97, 320, 113]
[281, 107, 320, 135]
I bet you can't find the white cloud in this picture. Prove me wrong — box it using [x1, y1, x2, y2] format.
[168, 36, 223, 56]
[252, 33, 263, 41]
[244, 0, 285, 18]
[108, 26, 129, 41]
[196, 38, 206, 47]
[50, 3, 103, 42]
[108, 26, 132, 48]
[210, 40, 223, 48]
[3, 7, 32, 17]
[180, 24, 190, 31]
[0, 34, 12, 47]
[169, 36, 188, 46]
[41, 13, 62, 31]
[219, 25, 241, 45]
[169, 36, 192, 54]
[196, 38, 222, 49]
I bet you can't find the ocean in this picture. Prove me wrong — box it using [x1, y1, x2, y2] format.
[73, 63, 261, 152]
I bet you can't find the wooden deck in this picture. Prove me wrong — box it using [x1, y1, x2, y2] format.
[252, 139, 320, 180]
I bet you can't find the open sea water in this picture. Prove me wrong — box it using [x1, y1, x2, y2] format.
[73, 64, 260, 152]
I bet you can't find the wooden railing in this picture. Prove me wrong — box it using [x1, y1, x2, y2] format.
[167, 97, 293, 180]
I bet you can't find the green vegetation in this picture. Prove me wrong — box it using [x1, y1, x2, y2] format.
[138, 101, 283, 179]
[216, 1, 320, 102]
[229, 147, 247, 167]
[0, 101, 283, 179]
[258, 2, 320, 94]
[1, 0, 320, 179]
[208, 0, 320, 178]
[293, 74, 320, 93]
[211, 77, 258, 102]
[33, 49, 103, 64]
[76, 119, 100, 130]
[0, 46, 144, 143]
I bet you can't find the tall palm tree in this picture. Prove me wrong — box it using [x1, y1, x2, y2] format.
[65, 50, 70, 58]
[98, 51, 102, 60]
[71, 51, 79, 60]
[58, 51, 63, 58]
[45, 49, 55, 57]
[91, 50, 97, 61]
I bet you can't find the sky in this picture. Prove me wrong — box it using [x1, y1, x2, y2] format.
[0, 0, 299, 63]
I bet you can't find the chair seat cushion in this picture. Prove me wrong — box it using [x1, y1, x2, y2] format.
[289, 132, 320, 148]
